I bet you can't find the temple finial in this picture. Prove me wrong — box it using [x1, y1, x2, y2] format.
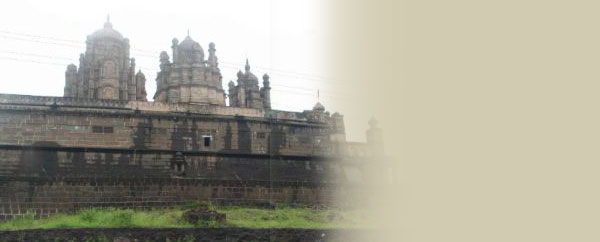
[245, 58, 250, 71]
[104, 14, 112, 28]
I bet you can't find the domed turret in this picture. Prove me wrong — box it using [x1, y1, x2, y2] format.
[243, 59, 259, 85]
[135, 69, 145, 78]
[262, 73, 270, 87]
[66, 64, 77, 72]
[160, 51, 170, 63]
[135, 70, 148, 101]
[64, 17, 138, 101]
[228, 59, 271, 109]
[313, 102, 326, 112]
[173, 35, 204, 64]
[179, 36, 201, 50]
[154, 36, 226, 106]
[89, 16, 124, 40]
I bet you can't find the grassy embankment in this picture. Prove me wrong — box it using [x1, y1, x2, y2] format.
[0, 203, 370, 230]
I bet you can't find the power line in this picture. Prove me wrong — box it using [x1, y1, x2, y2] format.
[0, 33, 160, 59]
[0, 32, 353, 93]
[0, 53, 353, 101]
[0, 49, 351, 97]
[0, 56, 352, 101]
[0, 30, 81, 44]
[0, 32, 358, 100]
[0, 50, 76, 61]
[0, 56, 347, 111]
[0, 31, 357, 100]
[136, 64, 352, 98]
[0, 29, 345, 84]
[0, 29, 161, 55]
[0, 56, 67, 66]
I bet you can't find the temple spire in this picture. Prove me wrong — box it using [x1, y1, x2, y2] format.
[245, 58, 250, 72]
[317, 89, 320, 102]
[104, 14, 112, 28]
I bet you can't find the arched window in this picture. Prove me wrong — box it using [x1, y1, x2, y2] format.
[102, 60, 117, 78]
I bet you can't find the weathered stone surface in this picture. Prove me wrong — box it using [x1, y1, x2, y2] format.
[153, 36, 226, 106]
[0, 19, 385, 222]
[228, 60, 271, 109]
[63, 18, 146, 102]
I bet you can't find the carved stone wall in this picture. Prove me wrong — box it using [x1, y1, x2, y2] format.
[63, 19, 146, 101]
[153, 36, 226, 106]
[228, 60, 271, 109]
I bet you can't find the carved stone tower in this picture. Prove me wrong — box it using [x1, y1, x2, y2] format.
[153, 35, 226, 105]
[63, 17, 146, 101]
[228, 60, 271, 109]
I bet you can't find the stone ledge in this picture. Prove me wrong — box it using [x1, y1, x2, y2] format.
[0, 93, 328, 124]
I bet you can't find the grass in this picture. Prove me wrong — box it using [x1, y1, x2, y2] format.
[0, 203, 370, 230]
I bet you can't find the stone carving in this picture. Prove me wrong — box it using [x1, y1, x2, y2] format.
[0, 18, 389, 223]
[63, 18, 146, 101]
[99, 86, 117, 100]
[102, 61, 117, 78]
[154, 35, 225, 106]
[228, 59, 271, 109]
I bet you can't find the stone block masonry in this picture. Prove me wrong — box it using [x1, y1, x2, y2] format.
[0, 176, 357, 221]
[0, 19, 384, 224]
[0, 95, 368, 221]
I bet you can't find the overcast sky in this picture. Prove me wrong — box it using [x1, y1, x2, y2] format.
[0, 0, 367, 141]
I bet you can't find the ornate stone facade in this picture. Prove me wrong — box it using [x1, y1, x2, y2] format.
[153, 36, 226, 106]
[228, 60, 271, 109]
[0, 19, 386, 221]
[63, 18, 146, 101]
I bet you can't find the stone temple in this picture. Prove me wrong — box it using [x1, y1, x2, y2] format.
[0, 19, 385, 220]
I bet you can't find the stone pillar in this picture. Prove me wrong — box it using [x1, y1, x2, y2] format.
[136, 70, 147, 101]
[228, 81, 236, 107]
[64, 64, 78, 97]
[128, 58, 137, 101]
[261, 73, 271, 109]
[171, 38, 179, 65]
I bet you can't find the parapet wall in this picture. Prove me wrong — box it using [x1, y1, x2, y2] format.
[0, 94, 307, 122]
[0, 93, 370, 222]
[0, 94, 338, 157]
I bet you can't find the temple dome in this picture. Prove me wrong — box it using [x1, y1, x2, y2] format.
[175, 35, 205, 63]
[313, 102, 325, 112]
[242, 59, 259, 84]
[179, 36, 203, 51]
[244, 72, 259, 83]
[89, 20, 124, 40]
[136, 70, 145, 77]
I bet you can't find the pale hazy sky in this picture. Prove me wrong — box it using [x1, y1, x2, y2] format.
[0, 0, 366, 141]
